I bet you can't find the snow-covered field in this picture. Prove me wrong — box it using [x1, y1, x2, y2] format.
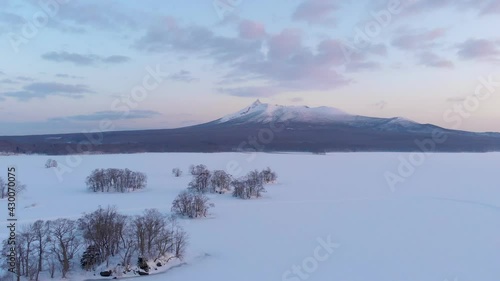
[1, 152, 500, 281]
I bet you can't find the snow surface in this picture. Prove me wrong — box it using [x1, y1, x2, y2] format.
[218, 99, 351, 124]
[1, 152, 500, 281]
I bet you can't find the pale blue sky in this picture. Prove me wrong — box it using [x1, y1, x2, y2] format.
[1, 0, 499, 135]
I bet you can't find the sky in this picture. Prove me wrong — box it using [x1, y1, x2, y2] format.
[0, 0, 499, 135]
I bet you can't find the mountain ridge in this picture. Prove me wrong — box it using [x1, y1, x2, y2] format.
[1, 100, 500, 154]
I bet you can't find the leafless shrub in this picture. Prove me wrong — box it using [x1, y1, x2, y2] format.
[210, 170, 232, 193]
[172, 168, 182, 177]
[260, 167, 277, 184]
[45, 159, 58, 168]
[189, 164, 208, 176]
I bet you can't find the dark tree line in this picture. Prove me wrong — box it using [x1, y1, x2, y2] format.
[86, 168, 147, 193]
[1, 207, 188, 280]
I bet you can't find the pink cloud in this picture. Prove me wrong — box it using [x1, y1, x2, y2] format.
[418, 52, 454, 68]
[481, 0, 500, 14]
[292, 0, 338, 25]
[457, 39, 500, 60]
[238, 20, 266, 40]
[268, 29, 303, 60]
[392, 28, 447, 50]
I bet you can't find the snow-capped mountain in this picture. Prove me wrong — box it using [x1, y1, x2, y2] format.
[217, 99, 351, 124]
[215, 100, 436, 133]
[2, 100, 500, 154]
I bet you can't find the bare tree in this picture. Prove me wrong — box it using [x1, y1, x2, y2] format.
[14, 234, 24, 281]
[171, 191, 213, 218]
[231, 171, 266, 199]
[193, 193, 213, 217]
[188, 170, 211, 193]
[46, 251, 58, 279]
[0, 177, 5, 199]
[0, 178, 26, 199]
[133, 210, 185, 263]
[171, 190, 192, 217]
[18, 224, 38, 280]
[231, 179, 247, 199]
[15, 181, 27, 196]
[78, 206, 126, 265]
[32, 220, 50, 281]
[133, 209, 168, 260]
[260, 167, 278, 184]
[45, 159, 58, 168]
[246, 170, 266, 198]
[172, 227, 188, 260]
[118, 220, 137, 269]
[210, 170, 232, 193]
[189, 164, 208, 176]
[49, 219, 80, 278]
[85, 169, 104, 192]
[172, 168, 182, 177]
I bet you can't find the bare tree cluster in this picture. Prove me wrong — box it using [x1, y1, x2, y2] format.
[188, 169, 212, 193]
[171, 191, 214, 218]
[187, 165, 232, 194]
[232, 170, 265, 199]
[210, 170, 232, 193]
[232, 168, 278, 199]
[172, 168, 182, 177]
[1, 207, 188, 280]
[2, 219, 80, 280]
[86, 168, 147, 193]
[133, 209, 187, 262]
[0, 177, 27, 199]
[77, 207, 188, 273]
[189, 164, 208, 176]
[45, 159, 58, 168]
[78, 206, 127, 267]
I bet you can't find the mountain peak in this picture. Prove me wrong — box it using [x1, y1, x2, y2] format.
[252, 99, 262, 106]
[217, 101, 351, 124]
